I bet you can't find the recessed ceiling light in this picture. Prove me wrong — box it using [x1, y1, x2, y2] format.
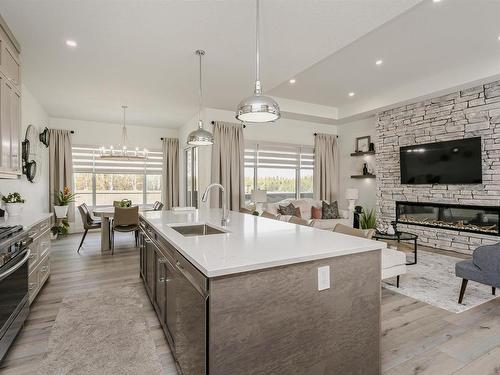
[375, 59, 383, 66]
[65, 40, 77, 47]
[348, 92, 355, 97]
[433, 0, 441, 2]
[498, 35, 500, 41]
[289, 78, 296, 84]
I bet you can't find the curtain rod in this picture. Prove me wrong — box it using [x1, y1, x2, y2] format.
[314, 132, 338, 138]
[211, 120, 246, 128]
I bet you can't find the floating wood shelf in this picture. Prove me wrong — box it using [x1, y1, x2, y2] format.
[350, 151, 375, 157]
[351, 174, 376, 179]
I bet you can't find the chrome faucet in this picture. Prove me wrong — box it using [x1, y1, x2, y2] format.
[201, 183, 229, 226]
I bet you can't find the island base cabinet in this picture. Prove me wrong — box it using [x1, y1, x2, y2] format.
[208, 250, 381, 375]
[174, 261, 207, 375]
[139, 221, 381, 375]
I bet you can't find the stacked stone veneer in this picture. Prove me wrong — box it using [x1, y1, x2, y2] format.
[376, 80, 500, 254]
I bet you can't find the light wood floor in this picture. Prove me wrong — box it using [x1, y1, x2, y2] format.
[1, 232, 500, 374]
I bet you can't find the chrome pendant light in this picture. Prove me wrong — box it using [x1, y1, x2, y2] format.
[236, 0, 280, 123]
[187, 50, 214, 146]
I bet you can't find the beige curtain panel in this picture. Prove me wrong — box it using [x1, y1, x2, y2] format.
[162, 138, 179, 210]
[49, 129, 75, 221]
[210, 121, 245, 210]
[313, 133, 339, 203]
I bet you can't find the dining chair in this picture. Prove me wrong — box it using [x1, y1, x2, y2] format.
[77, 203, 103, 253]
[152, 201, 164, 211]
[111, 206, 140, 255]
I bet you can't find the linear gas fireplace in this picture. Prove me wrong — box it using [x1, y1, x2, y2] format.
[396, 201, 500, 236]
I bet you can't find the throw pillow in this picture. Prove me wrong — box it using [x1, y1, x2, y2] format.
[278, 203, 301, 218]
[311, 206, 322, 219]
[322, 200, 340, 219]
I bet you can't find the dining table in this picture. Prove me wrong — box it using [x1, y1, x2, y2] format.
[93, 205, 153, 252]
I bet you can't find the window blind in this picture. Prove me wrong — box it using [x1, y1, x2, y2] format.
[244, 142, 314, 170]
[72, 146, 163, 174]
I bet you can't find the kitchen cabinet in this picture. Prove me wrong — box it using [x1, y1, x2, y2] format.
[145, 237, 155, 297]
[139, 219, 207, 375]
[0, 15, 21, 179]
[154, 245, 166, 321]
[164, 256, 177, 344]
[26, 215, 52, 304]
[173, 254, 207, 375]
[139, 233, 145, 278]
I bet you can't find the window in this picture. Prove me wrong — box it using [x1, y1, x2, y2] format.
[244, 142, 314, 204]
[72, 146, 163, 207]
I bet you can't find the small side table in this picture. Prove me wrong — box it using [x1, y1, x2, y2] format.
[373, 231, 418, 265]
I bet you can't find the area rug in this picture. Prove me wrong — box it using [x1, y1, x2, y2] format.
[38, 286, 164, 375]
[383, 250, 498, 313]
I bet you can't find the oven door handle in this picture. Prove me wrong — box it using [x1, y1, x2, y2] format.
[0, 249, 31, 282]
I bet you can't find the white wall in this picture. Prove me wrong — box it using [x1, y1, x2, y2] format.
[1, 84, 50, 217]
[337, 116, 377, 211]
[49, 117, 178, 149]
[178, 107, 339, 208]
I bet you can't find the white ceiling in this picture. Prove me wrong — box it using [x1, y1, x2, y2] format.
[0, 0, 422, 127]
[270, 0, 500, 122]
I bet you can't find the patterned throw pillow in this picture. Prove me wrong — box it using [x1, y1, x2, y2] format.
[278, 203, 301, 218]
[322, 201, 340, 219]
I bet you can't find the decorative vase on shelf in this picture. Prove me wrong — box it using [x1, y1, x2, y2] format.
[5, 203, 23, 216]
[54, 205, 69, 218]
[362, 163, 369, 175]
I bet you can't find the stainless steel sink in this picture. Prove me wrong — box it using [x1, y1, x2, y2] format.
[170, 224, 226, 237]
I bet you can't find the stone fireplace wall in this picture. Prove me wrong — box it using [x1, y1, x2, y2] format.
[376, 80, 500, 254]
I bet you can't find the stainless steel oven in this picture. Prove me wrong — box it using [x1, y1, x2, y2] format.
[0, 226, 31, 361]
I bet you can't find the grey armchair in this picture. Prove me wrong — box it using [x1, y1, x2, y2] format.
[455, 243, 500, 303]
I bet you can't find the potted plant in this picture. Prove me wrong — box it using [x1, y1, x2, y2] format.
[54, 186, 77, 218]
[1, 192, 25, 216]
[51, 219, 69, 240]
[359, 207, 377, 230]
[117, 199, 132, 208]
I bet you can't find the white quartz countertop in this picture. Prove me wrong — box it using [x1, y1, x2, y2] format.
[0, 212, 53, 229]
[140, 209, 386, 277]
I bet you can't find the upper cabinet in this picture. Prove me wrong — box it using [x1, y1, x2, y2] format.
[0, 14, 21, 179]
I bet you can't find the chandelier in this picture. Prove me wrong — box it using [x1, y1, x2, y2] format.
[99, 105, 148, 160]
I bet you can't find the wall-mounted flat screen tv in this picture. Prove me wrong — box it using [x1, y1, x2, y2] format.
[400, 137, 482, 184]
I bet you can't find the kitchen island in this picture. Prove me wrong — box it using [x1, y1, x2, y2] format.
[139, 209, 385, 375]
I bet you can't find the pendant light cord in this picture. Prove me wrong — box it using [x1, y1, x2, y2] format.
[197, 50, 204, 128]
[255, 0, 261, 94]
[121, 105, 128, 147]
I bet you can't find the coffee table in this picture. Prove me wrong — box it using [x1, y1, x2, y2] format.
[373, 231, 418, 265]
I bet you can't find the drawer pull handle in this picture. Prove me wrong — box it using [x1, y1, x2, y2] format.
[158, 258, 168, 264]
[28, 283, 37, 291]
[41, 266, 49, 273]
